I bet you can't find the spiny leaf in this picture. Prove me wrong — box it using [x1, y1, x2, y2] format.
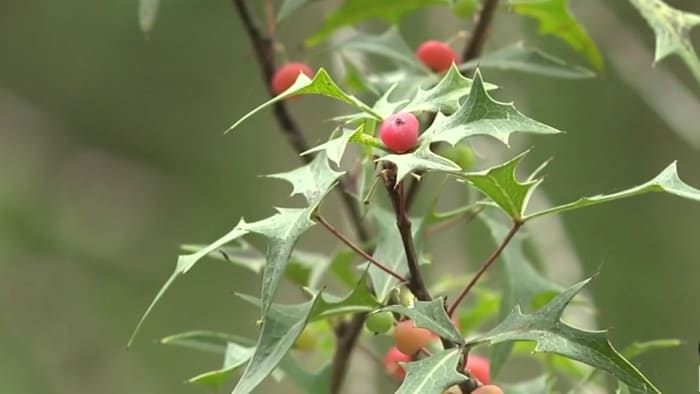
[231, 295, 322, 394]
[364, 207, 423, 302]
[468, 277, 660, 393]
[462, 151, 543, 221]
[526, 161, 700, 221]
[188, 342, 255, 388]
[378, 140, 461, 184]
[266, 151, 345, 206]
[128, 221, 249, 346]
[226, 68, 380, 134]
[628, 0, 700, 84]
[381, 298, 464, 344]
[139, 0, 159, 36]
[160, 330, 254, 353]
[301, 127, 363, 166]
[305, 0, 447, 47]
[461, 42, 595, 79]
[424, 69, 562, 147]
[396, 349, 467, 394]
[401, 65, 478, 114]
[336, 27, 424, 70]
[480, 210, 562, 376]
[510, 0, 604, 70]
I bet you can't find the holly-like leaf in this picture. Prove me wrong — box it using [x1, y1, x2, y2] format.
[226, 68, 381, 134]
[461, 42, 595, 79]
[381, 299, 464, 344]
[311, 277, 380, 319]
[424, 69, 562, 147]
[336, 27, 424, 70]
[396, 349, 467, 394]
[267, 151, 344, 206]
[365, 207, 424, 302]
[128, 221, 249, 346]
[401, 65, 479, 114]
[462, 151, 543, 221]
[628, 0, 700, 83]
[378, 140, 462, 184]
[468, 278, 660, 393]
[160, 330, 254, 353]
[305, 0, 447, 47]
[481, 211, 562, 376]
[510, 0, 603, 70]
[505, 375, 553, 394]
[232, 295, 322, 394]
[301, 126, 363, 166]
[188, 342, 255, 388]
[139, 0, 159, 36]
[526, 161, 700, 221]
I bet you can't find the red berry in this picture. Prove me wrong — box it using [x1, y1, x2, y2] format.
[416, 40, 458, 72]
[465, 355, 491, 385]
[472, 385, 504, 394]
[271, 62, 313, 95]
[393, 319, 436, 355]
[379, 112, 419, 153]
[383, 346, 412, 380]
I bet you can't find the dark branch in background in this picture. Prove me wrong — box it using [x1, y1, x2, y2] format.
[231, 2, 371, 393]
[382, 163, 432, 302]
[405, 0, 501, 211]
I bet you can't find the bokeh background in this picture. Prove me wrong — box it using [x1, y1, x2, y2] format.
[1, 0, 699, 393]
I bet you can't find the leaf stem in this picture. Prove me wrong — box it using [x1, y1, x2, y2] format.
[314, 215, 407, 283]
[447, 221, 522, 317]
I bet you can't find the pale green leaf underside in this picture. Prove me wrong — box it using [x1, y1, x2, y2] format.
[381, 299, 464, 344]
[628, 0, 700, 84]
[526, 161, 700, 220]
[301, 127, 363, 166]
[267, 151, 344, 206]
[461, 42, 595, 79]
[424, 69, 562, 147]
[336, 27, 424, 71]
[463, 151, 542, 220]
[401, 65, 477, 114]
[396, 349, 467, 394]
[510, 0, 604, 70]
[188, 342, 255, 388]
[226, 68, 380, 134]
[469, 278, 660, 393]
[378, 141, 461, 184]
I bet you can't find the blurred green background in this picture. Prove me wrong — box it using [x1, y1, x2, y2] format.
[1, 0, 699, 393]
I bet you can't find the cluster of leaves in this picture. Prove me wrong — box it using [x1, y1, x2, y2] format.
[133, 0, 700, 393]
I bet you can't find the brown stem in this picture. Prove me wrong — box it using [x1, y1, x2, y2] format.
[448, 221, 522, 317]
[329, 312, 367, 393]
[315, 215, 406, 283]
[461, 0, 500, 63]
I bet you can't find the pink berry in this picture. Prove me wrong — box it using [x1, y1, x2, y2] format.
[379, 112, 419, 153]
[472, 385, 504, 394]
[271, 62, 313, 95]
[416, 40, 458, 72]
[383, 346, 412, 380]
[465, 355, 491, 385]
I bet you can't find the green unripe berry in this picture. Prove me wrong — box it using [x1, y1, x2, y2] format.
[293, 326, 317, 351]
[443, 145, 475, 170]
[450, 0, 480, 18]
[366, 311, 394, 334]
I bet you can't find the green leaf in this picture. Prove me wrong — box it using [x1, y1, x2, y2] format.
[378, 140, 461, 184]
[336, 27, 424, 71]
[277, 0, 320, 21]
[232, 295, 322, 394]
[456, 288, 500, 333]
[312, 277, 380, 319]
[526, 162, 700, 221]
[364, 206, 424, 302]
[181, 240, 264, 273]
[301, 126, 363, 166]
[401, 65, 478, 114]
[396, 349, 467, 394]
[128, 221, 249, 346]
[381, 299, 464, 344]
[160, 330, 254, 353]
[424, 69, 562, 147]
[188, 342, 255, 388]
[267, 151, 345, 206]
[504, 375, 553, 394]
[461, 42, 595, 79]
[468, 277, 660, 393]
[305, 0, 448, 47]
[462, 151, 542, 221]
[623, 338, 681, 360]
[226, 68, 380, 134]
[511, 0, 604, 70]
[139, 0, 159, 36]
[480, 210, 562, 376]
[628, 0, 700, 84]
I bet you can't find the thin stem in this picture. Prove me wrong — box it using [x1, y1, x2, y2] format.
[426, 205, 484, 237]
[315, 215, 407, 283]
[382, 164, 432, 301]
[461, 0, 500, 62]
[448, 221, 522, 317]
